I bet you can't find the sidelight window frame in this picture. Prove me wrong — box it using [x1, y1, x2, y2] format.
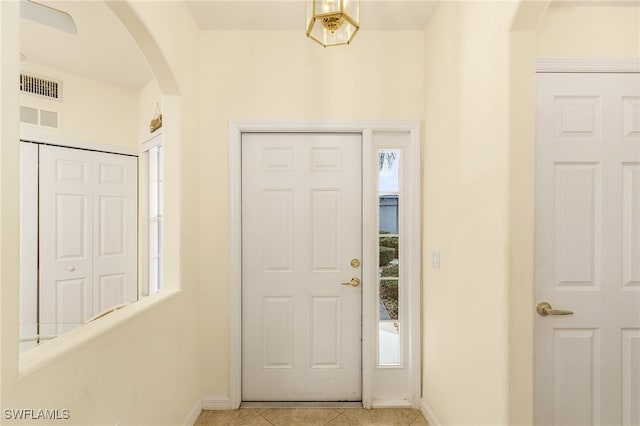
[141, 131, 163, 296]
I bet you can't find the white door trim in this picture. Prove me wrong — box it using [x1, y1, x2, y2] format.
[19, 129, 138, 157]
[228, 121, 421, 409]
[536, 57, 640, 73]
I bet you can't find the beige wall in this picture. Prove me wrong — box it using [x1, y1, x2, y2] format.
[507, 29, 538, 426]
[138, 78, 162, 144]
[508, 4, 640, 426]
[20, 62, 139, 150]
[422, 3, 517, 424]
[197, 29, 425, 396]
[507, 3, 548, 424]
[1, 2, 204, 424]
[0, 0, 22, 415]
[3, 1, 640, 425]
[422, 2, 640, 425]
[537, 5, 640, 57]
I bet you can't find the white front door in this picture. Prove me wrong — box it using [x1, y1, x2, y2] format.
[535, 73, 640, 425]
[242, 132, 362, 401]
[39, 145, 137, 338]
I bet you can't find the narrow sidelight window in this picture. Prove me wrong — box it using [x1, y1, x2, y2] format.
[148, 145, 163, 294]
[378, 149, 400, 366]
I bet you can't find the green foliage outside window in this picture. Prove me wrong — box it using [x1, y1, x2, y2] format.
[380, 280, 398, 320]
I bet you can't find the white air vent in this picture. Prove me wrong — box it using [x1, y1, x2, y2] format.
[20, 73, 61, 100]
[39, 110, 59, 128]
[20, 106, 60, 129]
[20, 106, 38, 125]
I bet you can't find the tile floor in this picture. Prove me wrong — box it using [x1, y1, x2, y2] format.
[195, 407, 429, 426]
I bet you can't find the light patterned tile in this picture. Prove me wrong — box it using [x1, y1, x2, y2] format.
[341, 408, 421, 426]
[261, 408, 340, 426]
[194, 411, 213, 426]
[325, 413, 360, 425]
[195, 409, 260, 425]
[409, 413, 429, 426]
[240, 415, 275, 425]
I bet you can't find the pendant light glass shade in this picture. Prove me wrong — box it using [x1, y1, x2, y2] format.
[306, 0, 359, 47]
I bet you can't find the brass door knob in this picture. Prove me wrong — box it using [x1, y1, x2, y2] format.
[341, 278, 361, 287]
[537, 302, 573, 317]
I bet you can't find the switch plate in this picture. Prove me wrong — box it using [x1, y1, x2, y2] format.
[431, 250, 440, 269]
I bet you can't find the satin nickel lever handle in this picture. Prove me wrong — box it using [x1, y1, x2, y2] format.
[537, 302, 573, 317]
[342, 278, 361, 287]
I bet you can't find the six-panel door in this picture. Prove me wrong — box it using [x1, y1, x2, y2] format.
[241, 133, 362, 401]
[535, 73, 640, 425]
[39, 145, 137, 339]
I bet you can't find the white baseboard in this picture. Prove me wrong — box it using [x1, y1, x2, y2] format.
[202, 395, 233, 410]
[184, 396, 233, 425]
[371, 400, 414, 409]
[421, 399, 440, 426]
[183, 399, 202, 426]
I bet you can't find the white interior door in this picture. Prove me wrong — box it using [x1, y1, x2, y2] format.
[92, 150, 138, 314]
[40, 145, 94, 337]
[535, 73, 640, 425]
[242, 132, 362, 401]
[19, 142, 39, 350]
[39, 145, 137, 339]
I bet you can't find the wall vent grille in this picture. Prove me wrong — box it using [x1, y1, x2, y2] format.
[20, 73, 61, 100]
[20, 106, 60, 129]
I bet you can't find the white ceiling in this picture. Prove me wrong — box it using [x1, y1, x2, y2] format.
[20, 0, 153, 91]
[185, 1, 439, 30]
[20, 1, 438, 91]
[18, 0, 639, 92]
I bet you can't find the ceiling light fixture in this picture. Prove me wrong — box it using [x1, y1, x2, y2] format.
[306, 0, 359, 47]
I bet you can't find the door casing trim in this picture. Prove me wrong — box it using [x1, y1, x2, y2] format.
[228, 121, 422, 409]
[535, 57, 640, 73]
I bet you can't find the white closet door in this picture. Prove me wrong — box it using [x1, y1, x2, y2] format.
[92, 151, 138, 314]
[19, 142, 39, 350]
[39, 145, 137, 339]
[40, 145, 94, 337]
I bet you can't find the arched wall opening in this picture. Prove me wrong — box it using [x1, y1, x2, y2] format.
[2, 2, 201, 424]
[107, 1, 183, 292]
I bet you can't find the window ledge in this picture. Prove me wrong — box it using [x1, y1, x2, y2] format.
[18, 288, 180, 379]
